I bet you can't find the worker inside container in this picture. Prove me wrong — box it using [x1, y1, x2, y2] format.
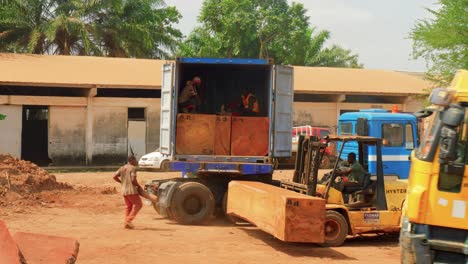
[218, 88, 260, 116]
[240, 87, 259, 116]
[178, 76, 202, 113]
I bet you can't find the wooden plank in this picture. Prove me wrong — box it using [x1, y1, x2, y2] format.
[176, 114, 216, 155]
[227, 181, 325, 243]
[214, 116, 231, 155]
[231, 117, 269, 156]
[0, 221, 24, 264]
[13, 232, 80, 264]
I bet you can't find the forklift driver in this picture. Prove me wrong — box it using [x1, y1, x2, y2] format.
[335, 152, 365, 201]
[336, 152, 364, 188]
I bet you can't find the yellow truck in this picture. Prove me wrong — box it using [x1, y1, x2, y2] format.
[400, 70, 468, 263]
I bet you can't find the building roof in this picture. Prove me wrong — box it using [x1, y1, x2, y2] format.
[0, 53, 165, 89]
[0, 53, 434, 94]
[294, 66, 433, 95]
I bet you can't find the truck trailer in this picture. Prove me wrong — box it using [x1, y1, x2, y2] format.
[146, 57, 294, 225]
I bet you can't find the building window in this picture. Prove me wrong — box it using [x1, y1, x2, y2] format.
[128, 108, 145, 121]
[25, 107, 48, 120]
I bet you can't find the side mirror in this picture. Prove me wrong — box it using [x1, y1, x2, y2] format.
[439, 104, 464, 163]
[439, 127, 458, 163]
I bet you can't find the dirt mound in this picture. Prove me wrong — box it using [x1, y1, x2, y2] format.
[0, 155, 72, 199]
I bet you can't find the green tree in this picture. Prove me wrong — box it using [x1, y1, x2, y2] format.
[0, 0, 182, 58]
[0, 0, 53, 53]
[411, 0, 468, 85]
[45, 0, 99, 55]
[92, 0, 183, 58]
[179, 0, 361, 68]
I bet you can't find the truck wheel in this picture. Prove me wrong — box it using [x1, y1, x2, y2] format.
[166, 207, 176, 220]
[321, 211, 348, 247]
[171, 182, 215, 225]
[160, 160, 170, 171]
[320, 155, 331, 169]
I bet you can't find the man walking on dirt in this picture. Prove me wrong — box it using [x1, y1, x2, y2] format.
[113, 156, 144, 229]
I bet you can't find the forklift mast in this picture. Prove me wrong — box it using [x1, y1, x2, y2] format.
[292, 135, 327, 196]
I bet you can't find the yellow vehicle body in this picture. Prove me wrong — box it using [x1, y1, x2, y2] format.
[406, 151, 468, 230]
[401, 70, 468, 264]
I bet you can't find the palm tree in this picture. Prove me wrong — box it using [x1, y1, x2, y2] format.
[0, 0, 98, 55]
[0, 0, 182, 58]
[92, 0, 182, 58]
[0, 0, 54, 53]
[45, 0, 100, 55]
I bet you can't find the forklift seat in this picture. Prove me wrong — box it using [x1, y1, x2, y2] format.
[342, 172, 372, 194]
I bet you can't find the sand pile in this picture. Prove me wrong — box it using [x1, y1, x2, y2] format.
[0, 155, 71, 199]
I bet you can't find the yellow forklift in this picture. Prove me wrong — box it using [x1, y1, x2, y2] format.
[280, 135, 407, 246]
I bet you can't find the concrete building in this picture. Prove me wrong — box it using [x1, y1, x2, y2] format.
[0, 53, 432, 166]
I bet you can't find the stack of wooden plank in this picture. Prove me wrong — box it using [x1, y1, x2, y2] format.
[175, 114, 216, 155]
[175, 114, 270, 156]
[227, 181, 326, 243]
[231, 117, 269, 156]
[214, 116, 232, 155]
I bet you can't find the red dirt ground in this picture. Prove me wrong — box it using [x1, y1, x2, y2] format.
[1, 170, 400, 264]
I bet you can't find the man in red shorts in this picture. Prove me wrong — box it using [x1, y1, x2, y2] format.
[113, 156, 143, 229]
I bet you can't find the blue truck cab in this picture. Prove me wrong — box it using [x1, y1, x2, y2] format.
[337, 109, 418, 179]
[147, 57, 294, 225]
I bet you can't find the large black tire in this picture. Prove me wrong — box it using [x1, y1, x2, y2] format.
[170, 182, 215, 225]
[321, 210, 349, 247]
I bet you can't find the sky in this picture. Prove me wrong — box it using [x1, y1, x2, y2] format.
[165, 0, 438, 72]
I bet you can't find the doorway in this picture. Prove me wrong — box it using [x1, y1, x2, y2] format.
[21, 105, 50, 166]
[128, 108, 146, 160]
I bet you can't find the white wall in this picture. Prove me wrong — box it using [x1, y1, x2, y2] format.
[92, 106, 128, 165]
[49, 106, 86, 165]
[0, 105, 22, 158]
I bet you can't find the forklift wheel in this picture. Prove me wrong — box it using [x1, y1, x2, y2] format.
[321, 211, 348, 247]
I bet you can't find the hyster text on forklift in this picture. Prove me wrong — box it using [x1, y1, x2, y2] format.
[400, 70, 468, 264]
[145, 57, 294, 225]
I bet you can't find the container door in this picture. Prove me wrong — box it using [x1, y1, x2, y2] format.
[160, 63, 175, 155]
[273, 65, 293, 157]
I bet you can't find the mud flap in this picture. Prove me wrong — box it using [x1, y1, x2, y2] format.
[400, 218, 432, 264]
[156, 181, 182, 218]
